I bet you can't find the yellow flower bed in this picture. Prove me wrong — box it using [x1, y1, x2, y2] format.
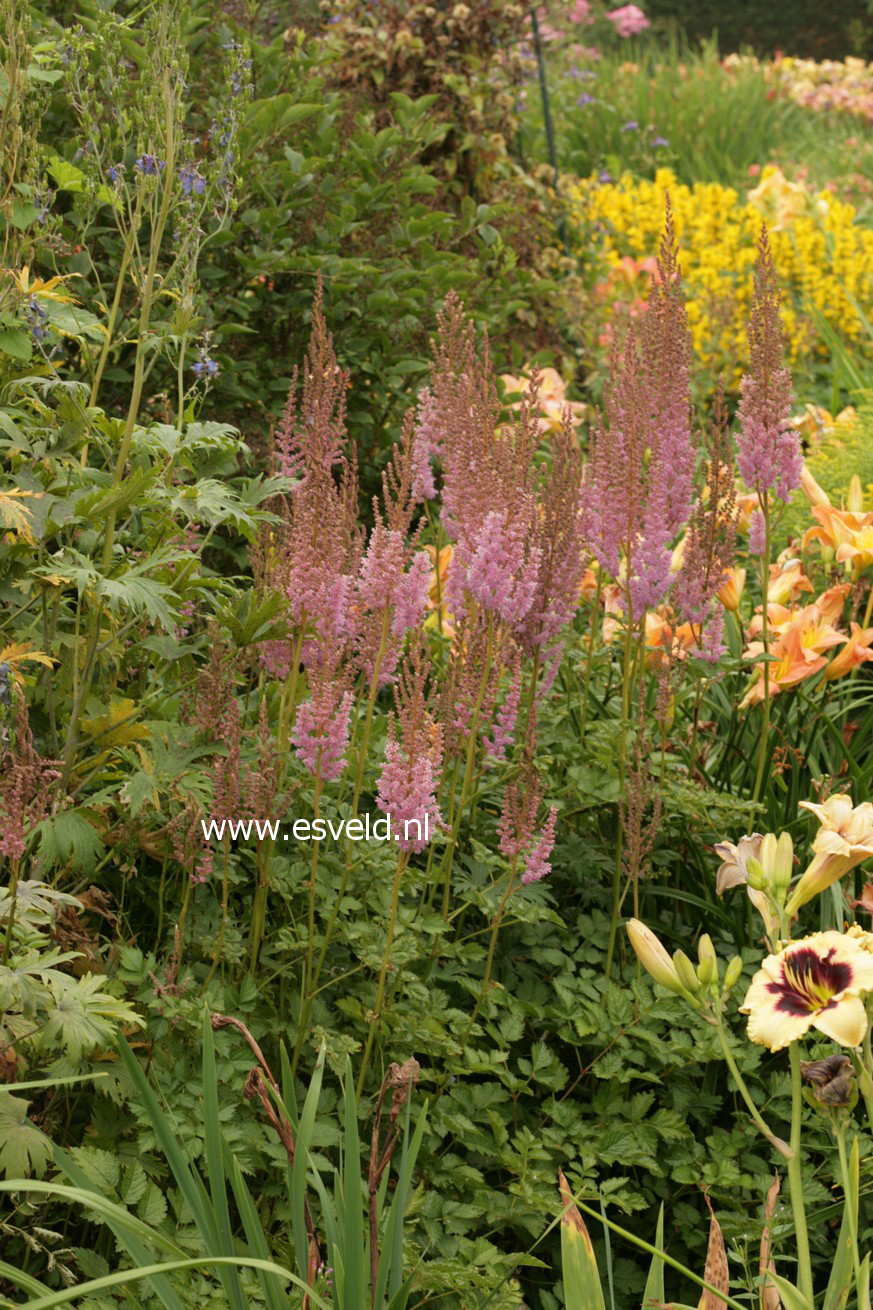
[572, 166, 873, 380]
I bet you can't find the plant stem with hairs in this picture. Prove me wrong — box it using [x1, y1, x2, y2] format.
[440, 623, 494, 917]
[463, 855, 519, 1044]
[357, 851, 409, 1098]
[605, 590, 636, 980]
[292, 763, 325, 1076]
[752, 494, 771, 804]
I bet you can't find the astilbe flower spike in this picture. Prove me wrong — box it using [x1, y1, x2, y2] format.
[584, 199, 694, 615]
[266, 276, 363, 666]
[0, 691, 59, 863]
[376, 635, 442, 853]
[426, 294, 542, 628]
[292, 654, 354, 784]
[674, 385, 738, 662]
[356, 416, 432, 687]
[516, 406, 589, 668]
[737, 225, 801, 504]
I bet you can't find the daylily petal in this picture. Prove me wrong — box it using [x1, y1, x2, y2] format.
[742, 969, 814, 1050]
[814, 994, 868, 1047]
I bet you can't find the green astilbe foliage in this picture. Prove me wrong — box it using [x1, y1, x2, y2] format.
[0, 1015, 427, 1310]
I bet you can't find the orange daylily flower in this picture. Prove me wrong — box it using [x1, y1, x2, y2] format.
[644, 612, 698, 666]
[767, 558, 814, 605]
[740, 626, 827, 709]
[803, 506, 873, 563]
[826, 624, 873, 680]
[736, 491, 761, 534]
[499, 367, 587, 433]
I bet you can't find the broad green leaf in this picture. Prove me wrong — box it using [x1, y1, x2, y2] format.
[0, 1093, 52, 1178]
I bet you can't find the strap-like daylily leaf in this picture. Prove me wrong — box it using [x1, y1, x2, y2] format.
[557, 1169, 605, 1310]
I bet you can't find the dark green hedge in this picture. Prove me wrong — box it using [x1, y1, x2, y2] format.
[645, 0, 873, 58]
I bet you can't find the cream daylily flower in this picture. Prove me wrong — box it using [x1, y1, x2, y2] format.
[714, 834, 773, 934]
[741, 931, 873, 1050]
[787, 795, 873, 914]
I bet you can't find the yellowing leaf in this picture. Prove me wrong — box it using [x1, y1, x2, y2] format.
[80, 698, 148, 747]
[0, 487, 39, 544]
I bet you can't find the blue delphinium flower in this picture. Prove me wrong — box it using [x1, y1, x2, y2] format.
[193, 357, 219, 378]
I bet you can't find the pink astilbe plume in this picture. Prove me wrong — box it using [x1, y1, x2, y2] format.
[411, 385, 442, 501]
[264, 277, 363, 665]
[675, 386, 738, 663]
[427, 294, 542, 626]
[517, 408, 589, 664]
[497, 722, 557, 886]
[376, 635, 442, 853]
[292, 657, 354, 783]
[584, 200, 694, 614]
[737, 226, 800, 502]
[0, 691, 59, 863]
[486, 660, 522, 761]
[356, 418, 432, 686]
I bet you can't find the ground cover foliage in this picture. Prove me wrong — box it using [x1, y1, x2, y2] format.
[3, 2, 873, 1308]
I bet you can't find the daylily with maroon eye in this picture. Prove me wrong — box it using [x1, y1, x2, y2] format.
[740, 930, 873, 1052]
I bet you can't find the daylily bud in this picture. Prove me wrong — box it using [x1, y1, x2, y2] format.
[723, 955, 743, 992]
[626, 919, 684, 994]
[800, 464, 830, 508]
[745, 857, 767, 890]
[697, 955, 717, 985]
[771, 832, 794, 897]
[673, 949, 701, 993]
[698, 934, 717, 967]
[848, 474, 864, 513]
[717, 566, 746, 613]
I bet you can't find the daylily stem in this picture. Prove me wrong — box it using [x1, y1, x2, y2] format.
[787, 1043, 815, 1305]
[715, 1017, 792, 1160]
[834, 1120, 862, 1293]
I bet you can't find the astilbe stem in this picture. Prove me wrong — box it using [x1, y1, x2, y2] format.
[736, 226, 800, 804]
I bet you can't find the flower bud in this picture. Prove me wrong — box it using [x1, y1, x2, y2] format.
[771, 831, 794, 897]
[697, 954, 717, 985]
[800, 464, 831, 508]
[723, 955, 743, 992]
[673, 949, 701, 993]
[697, 934, 717, 966]
[626, 919, 683, 994]
[717, 567, 746, 613]
[745, 856, 767, 890]
[848, 474, 864, 513]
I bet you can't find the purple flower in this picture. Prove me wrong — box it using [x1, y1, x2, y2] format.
[521, 805, 557, 885]
[736, 227, 800, 502]
[292, 681, 353, 782]
[577, 93, 595, 106]
[377, 731, 441, 853]
[178, 164, 206, 196]
[107, 166, 120, 182]
[598, 169, 613, 184]
[651, 135, 669, 148]
[621, 120, 638, 132]
[193, 357, 219, 377]
[135, 154, 165, 175]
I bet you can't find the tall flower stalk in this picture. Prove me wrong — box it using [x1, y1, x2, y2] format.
[736, 226, 801, 803]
